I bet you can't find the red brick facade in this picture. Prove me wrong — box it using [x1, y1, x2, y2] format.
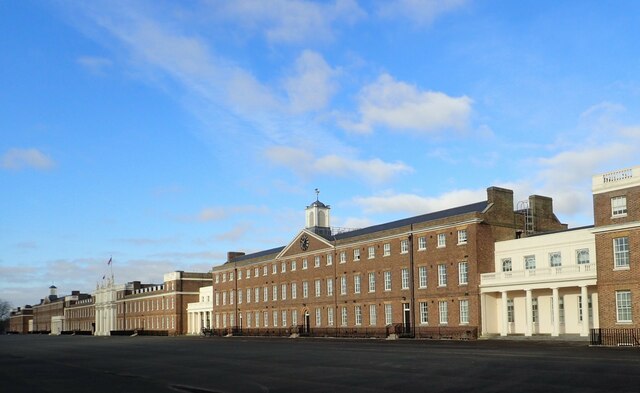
[593, 174, 640, 329]
[211, 187, 566, 336]
[116, 272, 211, 335]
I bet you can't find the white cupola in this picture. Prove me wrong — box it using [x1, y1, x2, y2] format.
[305, 189, 331, 237]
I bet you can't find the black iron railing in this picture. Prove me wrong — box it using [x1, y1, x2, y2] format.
[590, 328, 640, 346]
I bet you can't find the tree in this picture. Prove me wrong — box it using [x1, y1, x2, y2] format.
[0, 299, 12, 333]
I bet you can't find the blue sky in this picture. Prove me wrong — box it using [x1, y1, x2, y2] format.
[2, 0, 640, 308]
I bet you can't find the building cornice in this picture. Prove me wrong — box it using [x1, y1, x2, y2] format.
[591, 221, 640, 234]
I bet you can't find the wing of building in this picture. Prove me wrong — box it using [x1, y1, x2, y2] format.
[209, 186, 568, 338]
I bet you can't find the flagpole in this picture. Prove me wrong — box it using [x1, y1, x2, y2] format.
[108, 256, 114, 284]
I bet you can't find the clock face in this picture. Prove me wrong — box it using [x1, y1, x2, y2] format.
[300, 234, 310, 251]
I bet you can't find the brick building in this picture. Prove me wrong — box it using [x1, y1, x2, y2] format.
[9, 306, 33, 334]
[63, 291, 95, 333]
[592, 166, 640, 329]
[211, 187, 566, 338]
[32, 286, 64, 333]
[116, 271, 211, 335]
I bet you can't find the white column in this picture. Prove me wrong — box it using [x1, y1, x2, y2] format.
[500, 291, 508, 336]
[580, 285, 589, 337]
[525, 289, 533, 337]
[480, 293, 487, 337]
[552, 287, 560, 337]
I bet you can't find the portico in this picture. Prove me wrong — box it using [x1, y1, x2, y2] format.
[480, 227, 598, 337]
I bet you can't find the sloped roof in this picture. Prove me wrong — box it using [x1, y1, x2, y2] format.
[224, 200, 488, 265]
[333, 200, 489, 241]
[228, 246, 286, 264]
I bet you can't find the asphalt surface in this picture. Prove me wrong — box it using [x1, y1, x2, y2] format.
[1, 335, 639, 393]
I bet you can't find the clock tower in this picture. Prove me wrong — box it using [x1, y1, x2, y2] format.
[305, 189, 331, 238]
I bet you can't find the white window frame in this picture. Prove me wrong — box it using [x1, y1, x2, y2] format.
[326, 254, 333, 266]
[457, 229, 467, 245]
[291, 282, 297, 299]
[327, 278, 333, 296]
[281, 283, 287, 300]
[368, 272, 376, 292]
[302, 281, 309, 298]
[438, 264, 447, 287]
[315, 279, 321, 297]
[383, 243, 391, 256]
[401, 268, 409, 290]
[302, 258, 308, 270]
[355, 305, 362, 326]
[340, 251, 346, 264]
[384, 304, 392, 325]
[616, 291, 632, 323]
[291, 260, 297, 271]
[418, 236, 427, 251]
[281, 262, 286, 273]
[315, 308, 321, 327]
[314, 256, 320, 268]
[418, 266, 427, 288]
[502, 258, 513, 272]
[458, 262, 468, 285]
[328, 307, 334, 326]
[576, 249, 590, 265]
[369, 304, 377, 326]
[400, 240, 409, 254]
[437, 233, 446, 248]
[340, 275, 347, 295]
[524, 255, 536, 270]
[614, 237, 630, 269]
[419, 302, 428, 325]
[341, 307, 348, 326]
[368, 246, 375, 259]
[549, 252, 562, 267]
[353, 248, 360, 261]
[460, 299, 469, 324]
[354, 275, 361, 294]
[438, 301, 448, 325]
[611, 196, 627, 217]
[384, 271, 392, 291]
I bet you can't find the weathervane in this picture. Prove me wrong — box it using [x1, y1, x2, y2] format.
[315, 188, 320, 201]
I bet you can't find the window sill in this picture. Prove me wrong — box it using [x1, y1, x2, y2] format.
[437, 246, 446, 249]
[616, 321, 633, 325]
[613, 266, 630, 271]
[418, 286, 427, 290]
[457, 242, 467, 246]
[459, 283, 468, 287]
[438, 285, 447, 288]
[611, 214, 627, 219]
[417, 248, 426, 252]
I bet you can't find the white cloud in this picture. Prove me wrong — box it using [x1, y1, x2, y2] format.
[284, 50, 339, 113]
[377, 0, 468, 25]
[77, 55, 113, 74]
[215, 223, 253, 242]
[1, 148, 55, 170]
[216, 0, 366, 44]
[265, 146, 413, 184]
[342, 73, 472, 134]
[353, 188, 486, 215]
[184, 205, 268, 222]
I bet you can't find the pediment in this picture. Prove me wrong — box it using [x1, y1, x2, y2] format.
[277, 229, 333, 259]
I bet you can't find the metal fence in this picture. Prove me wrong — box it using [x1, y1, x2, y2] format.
[110, 329, 170, 336]
[201, 324, 477, 340]
[590, 328, 640, 346]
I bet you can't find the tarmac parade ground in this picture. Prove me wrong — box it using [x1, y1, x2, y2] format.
[1, 335, 639, 392]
